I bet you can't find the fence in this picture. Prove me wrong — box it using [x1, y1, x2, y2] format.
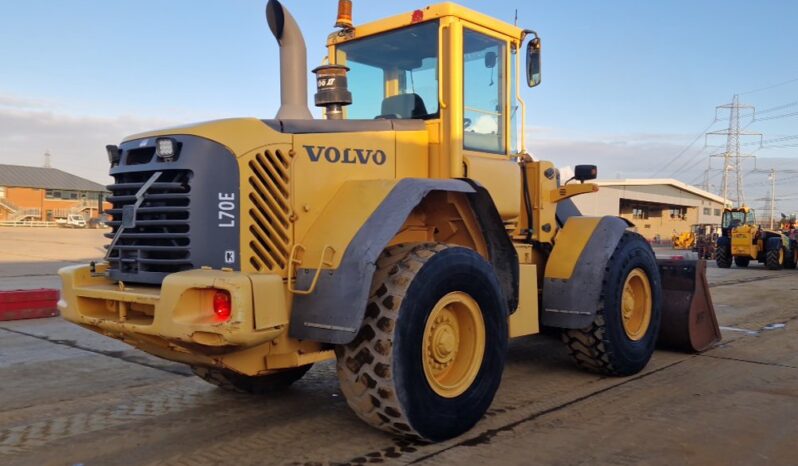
[0, 220, 60, 228]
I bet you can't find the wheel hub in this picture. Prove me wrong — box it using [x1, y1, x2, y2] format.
[428, 313, 458, 369]
[620, 268, 652, 341]
[622, 289, 635, 318]
[422, 292, 486, 398]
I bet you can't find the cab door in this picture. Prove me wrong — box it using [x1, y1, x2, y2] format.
[460, 25, 520, 222]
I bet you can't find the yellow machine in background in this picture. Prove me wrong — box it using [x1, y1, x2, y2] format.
[58, 0, 717, 441]
[672, 230, 695, 250]
[716, 206, 796, 270]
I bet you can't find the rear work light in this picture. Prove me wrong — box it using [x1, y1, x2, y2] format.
[213, 290, 232, 321]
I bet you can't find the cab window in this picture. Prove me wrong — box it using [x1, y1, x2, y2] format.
[336, 21, 439, 120]
[463, 29, 506, 154]
[722, 210, 748, 228]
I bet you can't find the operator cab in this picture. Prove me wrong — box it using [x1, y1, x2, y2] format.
[327, 3, 541, 182]
[722, 207, 757, 236]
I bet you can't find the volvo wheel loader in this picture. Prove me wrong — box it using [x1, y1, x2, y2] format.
[58, 0, 719, 441]
[716, 206, 796, 270]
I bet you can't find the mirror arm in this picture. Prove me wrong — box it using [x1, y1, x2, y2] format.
[521, 29, 539, 42]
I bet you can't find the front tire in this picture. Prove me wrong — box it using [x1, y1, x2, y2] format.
[336, 243, 508, 441]
[785, 246, 797, 270]
[562, 232, 662, 376]
[191, 365, 311, 394]
[765, 239, 784, 270]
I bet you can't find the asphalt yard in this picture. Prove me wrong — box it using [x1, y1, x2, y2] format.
[0, 228, 796, 465]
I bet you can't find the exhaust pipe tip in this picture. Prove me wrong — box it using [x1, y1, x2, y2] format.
[266, 0, 285, 41]
[265, 0, 313, 120]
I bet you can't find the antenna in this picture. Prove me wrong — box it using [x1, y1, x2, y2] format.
[514, 9, 518, 27]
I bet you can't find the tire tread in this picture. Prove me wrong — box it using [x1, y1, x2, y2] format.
[336, 243, 448, 438]
[561, 231, 658, 376]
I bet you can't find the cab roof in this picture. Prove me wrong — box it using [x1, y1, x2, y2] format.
[327, 2, 525, 46]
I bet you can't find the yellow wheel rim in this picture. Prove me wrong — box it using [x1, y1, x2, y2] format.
[422, 292, 485, 398]
[779, 248, 784, 264]
[620, 268, 653, 341]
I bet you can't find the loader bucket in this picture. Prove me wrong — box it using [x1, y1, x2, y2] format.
[656, 259, 721, 352]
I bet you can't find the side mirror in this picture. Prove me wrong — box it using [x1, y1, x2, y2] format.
[574, 165, 597, 183]
[526, 37, 541, 87]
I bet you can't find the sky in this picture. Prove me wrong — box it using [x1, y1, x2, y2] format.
[1, 0, 797, 212]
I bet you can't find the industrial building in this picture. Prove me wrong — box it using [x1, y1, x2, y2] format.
[0, 164, 109, 223]
[572, 179, 728, 241]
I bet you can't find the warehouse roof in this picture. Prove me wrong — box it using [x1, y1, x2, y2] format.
[595, 178, 728, 205]
[0, 164, 106, 192]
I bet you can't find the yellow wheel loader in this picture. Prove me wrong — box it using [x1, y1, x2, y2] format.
[58, 0, 719, 441]
[672, 230, 695, 250]
[716, 206, 796, 270]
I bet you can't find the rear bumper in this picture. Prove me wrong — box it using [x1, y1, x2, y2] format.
[58, 264, 287, 350]
[731, 244, 757, 258]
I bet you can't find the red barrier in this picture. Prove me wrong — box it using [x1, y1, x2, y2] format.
[0, 289, 60, 321]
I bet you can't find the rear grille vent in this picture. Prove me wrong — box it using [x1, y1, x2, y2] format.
[105, 169, 193, 281]
[247, 149, 293, 272]
[126, 147, 155, 165]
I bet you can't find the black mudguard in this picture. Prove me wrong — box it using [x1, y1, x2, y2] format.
[289, 178, 519, 345]
[541, 216, 632, 329]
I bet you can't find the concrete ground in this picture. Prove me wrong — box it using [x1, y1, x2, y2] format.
[0, 228, 796, 465]
[0, 227, 108, 291]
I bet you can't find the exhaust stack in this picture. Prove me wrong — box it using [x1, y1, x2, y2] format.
[266, 0, 312, 120]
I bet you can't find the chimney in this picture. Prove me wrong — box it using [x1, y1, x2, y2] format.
[266, 0, 312, 120]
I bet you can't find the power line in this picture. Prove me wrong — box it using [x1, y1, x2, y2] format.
[740, 134, 798, 147]
[669, 145, 712, 177]
[755, 111, 798, 122]
[650, 117, 718, 177]
[739, 101, 798, 119]
[740, 77, 798, 95]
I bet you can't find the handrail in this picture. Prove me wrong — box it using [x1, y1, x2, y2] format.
[0, 198, 20, 213]
[287, 244, 336, 295]
[464, 106, 502, 117]
[438, 25, 447, 110]
[515, 44, 528, 154]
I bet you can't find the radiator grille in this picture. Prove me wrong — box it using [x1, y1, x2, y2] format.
[105, 169, 192, 281]
[247, 149, 293, 272]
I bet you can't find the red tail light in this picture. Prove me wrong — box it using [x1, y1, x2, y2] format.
[213, 290, 232, 321]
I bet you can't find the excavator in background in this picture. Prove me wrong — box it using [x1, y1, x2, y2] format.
[716, 206, 796, 270]
[58, 0, 720, 441]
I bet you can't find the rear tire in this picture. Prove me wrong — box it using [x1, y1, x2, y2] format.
[192, 365, 311, 394]
[716, 246, 732, 268]
[734, 256, 750, 268]
[562, 232, 661, 376]
[336, 243, 508, 441]
[765, 241, 784, 270]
